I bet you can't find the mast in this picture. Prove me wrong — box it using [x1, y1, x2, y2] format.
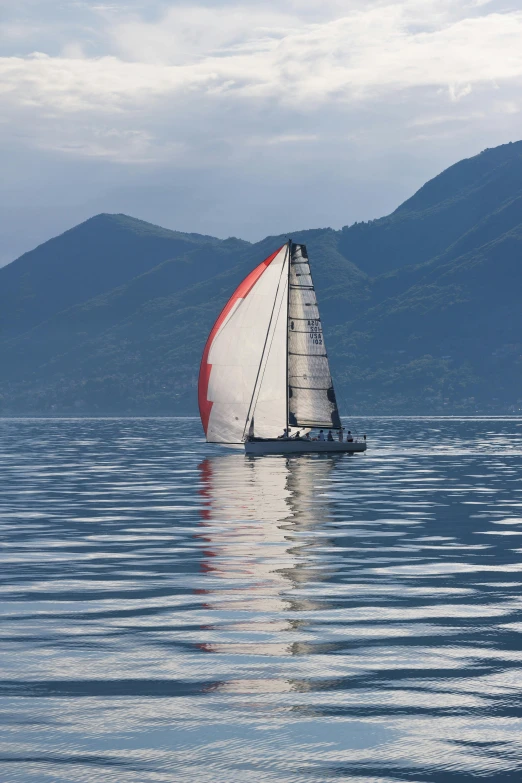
[286, 239, 291, 431]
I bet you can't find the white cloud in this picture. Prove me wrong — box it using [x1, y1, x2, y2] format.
[0, 0, 521, 262]
[110, 5, 299, 65]
[248, 134, 319, 146]
[1, 4, 522, 122]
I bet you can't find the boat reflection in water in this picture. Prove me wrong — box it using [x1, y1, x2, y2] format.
[197, 454, 341, 691]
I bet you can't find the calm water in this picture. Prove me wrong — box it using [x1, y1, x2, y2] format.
[1, 417, 522, 783]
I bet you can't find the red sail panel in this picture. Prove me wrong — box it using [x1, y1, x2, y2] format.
[198, 245, 287, 442]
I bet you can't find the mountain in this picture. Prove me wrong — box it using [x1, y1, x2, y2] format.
[338, 140, 522, 276]
[0, 213, 228, 339]
[1, 141, 521, 417]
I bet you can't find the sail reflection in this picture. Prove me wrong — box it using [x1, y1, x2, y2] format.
[197, 454, 339, 657]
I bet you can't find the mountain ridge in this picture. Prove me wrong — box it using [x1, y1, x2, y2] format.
[1, 140, 521, 416]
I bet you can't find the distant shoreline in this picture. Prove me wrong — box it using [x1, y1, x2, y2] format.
[1, 414, 521, 421]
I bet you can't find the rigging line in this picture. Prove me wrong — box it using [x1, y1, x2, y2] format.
[246, 265, 289, 439]
[241, 247, 289, 441]
[288, 353, 328, 358]
[334, 382, 359, 436]
[288, 388, 331, 392]
[289, 421, 335, 427]
[286, 239, 291, 430]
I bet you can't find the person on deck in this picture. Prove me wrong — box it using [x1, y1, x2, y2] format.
[304, 432, 311, 440]
[278, 428, 289, 439]
[327, 430, 334, 441]
[346, 431, 353, 442]
[338, 428, 344, 441]
[317, 430, 325, 441]
[294, 431, 301, 439]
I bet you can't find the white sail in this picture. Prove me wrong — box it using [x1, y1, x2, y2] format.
[199, 240, 341, 444]
[199, 245, 289, 443]
[287, 243, 341, 429]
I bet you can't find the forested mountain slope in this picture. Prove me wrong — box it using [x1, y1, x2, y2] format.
[1, 141, 521, 416]
[0, 214, 227, 339]
[338, 140, 522, 276]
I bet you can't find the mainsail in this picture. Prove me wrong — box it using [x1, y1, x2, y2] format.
[287, 243, 341, 429]
[198, 241, 341, 443]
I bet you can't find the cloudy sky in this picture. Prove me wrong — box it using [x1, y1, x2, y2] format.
[1, 0, 522, 264]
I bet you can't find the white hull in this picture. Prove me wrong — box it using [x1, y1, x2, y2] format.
[244, 439, 367, 455]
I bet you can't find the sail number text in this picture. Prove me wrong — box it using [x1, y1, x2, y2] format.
[307, 319, 323, 345]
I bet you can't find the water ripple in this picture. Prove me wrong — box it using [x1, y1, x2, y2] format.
[1, 416, 522, 782]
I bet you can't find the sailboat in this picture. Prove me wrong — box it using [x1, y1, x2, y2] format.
[198, 241, 367, 455]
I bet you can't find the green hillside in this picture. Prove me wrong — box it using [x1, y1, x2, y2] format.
[0, 214, 224, 338]
[339, 140, 522, 276]
[0, 141, 521, 416]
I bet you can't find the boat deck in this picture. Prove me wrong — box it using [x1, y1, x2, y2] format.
[244, 438, 367, 455]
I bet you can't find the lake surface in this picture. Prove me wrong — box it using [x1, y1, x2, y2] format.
[1, 417, 522, 782]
